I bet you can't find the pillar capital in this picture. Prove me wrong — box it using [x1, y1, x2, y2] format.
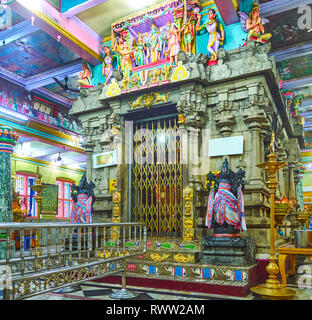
[0, 126, 18, 154]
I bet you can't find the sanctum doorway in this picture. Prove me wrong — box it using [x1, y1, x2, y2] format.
[130, 116, 183, 238]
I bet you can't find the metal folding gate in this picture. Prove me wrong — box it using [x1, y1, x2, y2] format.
[131, 116, 183, 238]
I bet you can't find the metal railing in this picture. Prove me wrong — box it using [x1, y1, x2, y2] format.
[0, 222, 146, 300]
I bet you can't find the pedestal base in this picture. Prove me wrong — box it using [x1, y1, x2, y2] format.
[109, 288, 138, 299]
[201, 236, 256, 266]
[53, 285, 81, 293]
[251, 284, 296, 300]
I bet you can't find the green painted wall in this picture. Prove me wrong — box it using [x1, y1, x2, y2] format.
[12, 157, 84, 185]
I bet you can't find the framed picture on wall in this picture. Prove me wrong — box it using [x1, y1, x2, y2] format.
[41, 184, 58, 219]
[93, 150, 117, 169]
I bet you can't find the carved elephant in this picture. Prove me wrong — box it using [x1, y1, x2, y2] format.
[222, 269, 248, 282]
[192, 267, 215, 279]
[164, 266, 175, 276]
[141, 264, 160, 275]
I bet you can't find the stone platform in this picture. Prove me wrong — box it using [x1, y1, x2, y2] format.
[119, 238, 260, 297]
[201, 236, 256, 266]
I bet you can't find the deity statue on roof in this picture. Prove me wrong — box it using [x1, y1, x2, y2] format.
[113, 36, 134, 81]
[112, 36, 124, 72]
[180, 1, 200, 54]
[102, 45, 115, 86]
[77, 62, 93, 87]
[238, 1, 272, 43]
[150, 23, 160, 63]
[195, 8, 224, 65]
[132, 32, 146, 67]
[167, 21, 181, 68]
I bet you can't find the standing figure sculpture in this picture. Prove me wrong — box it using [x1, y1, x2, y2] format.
[133, 32, 146, 67]
[113, 36, 124, 72]
[195, 9, 224, 64]
[167, 21, 181, 68]
[150, 24, 160, 63]
[70, 174, 95, 224]
[102, 46, 115, 86]
[181, 17, 195, 53]
[205, 159, 247, 234]
[115, 40, 134, 80]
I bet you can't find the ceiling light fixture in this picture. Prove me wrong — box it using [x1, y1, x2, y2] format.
[56, 152, 62, 162]
[0, 106, 28, 121]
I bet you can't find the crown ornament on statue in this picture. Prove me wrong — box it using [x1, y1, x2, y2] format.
[249, 1, 260, 17]
[205, 158, 246, 197]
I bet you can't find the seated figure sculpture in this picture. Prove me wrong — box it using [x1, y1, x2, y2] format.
[205, 158, 247, 235]
[238, 1, 271, 44]
[70, 174, 95, 224]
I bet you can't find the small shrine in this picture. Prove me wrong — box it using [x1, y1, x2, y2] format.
[66, 0, 306, 297]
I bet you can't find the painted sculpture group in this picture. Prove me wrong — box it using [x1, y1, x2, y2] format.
[77, 1, 271, 92]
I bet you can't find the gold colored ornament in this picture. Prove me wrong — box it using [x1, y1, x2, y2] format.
[183, 186, 194, 240]
[150, 252, 170, 262]
[170, 61, 190, 82]
[149, 68, 161, 84]
[154, 92, 171, 104]
[161, 64, 171, 81]
[173, 253, 194, 263]
[142, 92, 155, 109]
[184, 216, 194, 229]
[250, 133, 296, 300]
[178, 114, 185, 124]
[106, 79, 121, 97]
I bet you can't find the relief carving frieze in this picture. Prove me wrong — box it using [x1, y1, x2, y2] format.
[177, 84, 207, 128]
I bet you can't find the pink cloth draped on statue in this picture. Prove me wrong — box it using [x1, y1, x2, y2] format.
[205, 182, 247, 232]
[70, 194, 93, 224]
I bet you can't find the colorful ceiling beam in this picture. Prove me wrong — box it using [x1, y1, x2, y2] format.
[25, 59, 82, 90]
[0, 116, 85, 154]
[5, 0, 103, 65]
[271, 43, 312, 62]
[282, 76, 312, 90]
[32, 87, 73, 108]
[261, 0, 312, 17]
[214, 0, 239, 25]
[62, 0, 108, 17]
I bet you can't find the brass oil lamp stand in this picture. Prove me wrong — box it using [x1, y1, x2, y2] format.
[30, 166, 48, 255]
[251, 134, 296, 300]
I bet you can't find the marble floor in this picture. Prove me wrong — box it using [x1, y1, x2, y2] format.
[17, 276, 311, 301]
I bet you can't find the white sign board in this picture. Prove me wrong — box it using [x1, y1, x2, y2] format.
[209, 136, 244, 157]
[93, 150, 117, 168]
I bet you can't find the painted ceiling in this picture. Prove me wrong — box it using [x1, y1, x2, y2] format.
[43, 75, 80, 101]
[0, 29, 80, 78]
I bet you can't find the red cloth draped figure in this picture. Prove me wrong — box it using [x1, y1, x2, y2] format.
[70, 175, 95, 224]
[205, 159, 247, 235]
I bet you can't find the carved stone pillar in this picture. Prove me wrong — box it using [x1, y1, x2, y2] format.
[215, 113, 236, 137]
[288, 163, 296, 201]
[243, 111, 266, 185]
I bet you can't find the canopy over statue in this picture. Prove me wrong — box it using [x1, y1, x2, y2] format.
[205, 158, 247, 235]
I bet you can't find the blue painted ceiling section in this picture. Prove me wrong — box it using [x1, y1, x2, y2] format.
[60, 0, 89, 13]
